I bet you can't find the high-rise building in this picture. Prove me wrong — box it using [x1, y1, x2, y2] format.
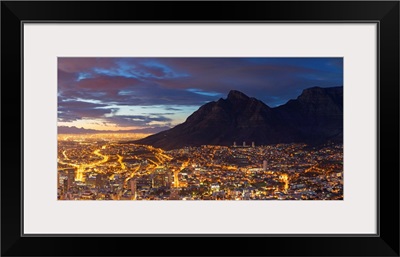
[67, 169, 75, 189]
[233, 141, 237, 147]
[173, 170, 180, 188]
[130, 179, 137, 200]
[130, 179, 136, 193]
[263, 160, 268, 171]
[243, 141, 246, 147]
[63, 178, 68, 194]
[166, 172, 172, 187]
[252, 142, 255, 148]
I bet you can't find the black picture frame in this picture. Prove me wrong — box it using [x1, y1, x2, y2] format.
[1, 1, 399, 256]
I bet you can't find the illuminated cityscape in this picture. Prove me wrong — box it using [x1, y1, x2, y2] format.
[57, 134, 343, 200]
[57, 57, 343, 200]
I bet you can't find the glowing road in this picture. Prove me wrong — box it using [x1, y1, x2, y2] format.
[59, 147, 109, 182]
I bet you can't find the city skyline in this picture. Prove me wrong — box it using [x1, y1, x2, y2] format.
[58, 57, 343, 133]
[58, 57, 343, 201]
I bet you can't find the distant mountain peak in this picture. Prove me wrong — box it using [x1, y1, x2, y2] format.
[297, 86, 343, 104]
[300, 86, 342, 96]
[227, 90, 250, 101]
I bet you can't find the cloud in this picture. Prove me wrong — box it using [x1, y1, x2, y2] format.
[186, 88, 223, 97]
[58, 57, 343, 127]
[58, 101, 107, 109]
[58, 125, 171, 134]
[105, 115, 172, 127]
[57, 99, 174, 128]
[164, 107, 182, 111]
[58, 100, 116, 122]
[58, 57, 116, 73]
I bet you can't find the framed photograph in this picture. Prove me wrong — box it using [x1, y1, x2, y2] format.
[2, 1, 399, 256]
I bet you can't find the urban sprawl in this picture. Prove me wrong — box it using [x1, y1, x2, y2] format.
[58, 134, 343, 200]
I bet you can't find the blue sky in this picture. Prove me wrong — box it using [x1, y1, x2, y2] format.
[58, 57, 343, 132]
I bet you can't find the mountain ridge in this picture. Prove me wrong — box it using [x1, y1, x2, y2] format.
[134, 86, 343, 150]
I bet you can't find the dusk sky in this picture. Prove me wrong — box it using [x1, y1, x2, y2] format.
[58, 57, 343, 132]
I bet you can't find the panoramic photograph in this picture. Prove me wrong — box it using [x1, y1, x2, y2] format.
[57, 57, 343, 200]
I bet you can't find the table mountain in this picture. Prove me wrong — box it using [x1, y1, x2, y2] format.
[134, 86, 343, 150]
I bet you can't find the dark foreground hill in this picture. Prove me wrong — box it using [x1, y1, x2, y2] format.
[134, 86, 343, 150]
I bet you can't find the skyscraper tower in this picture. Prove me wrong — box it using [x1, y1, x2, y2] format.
[167, 171, 173, 188]
[233, 141, 237, 147]
[243, 141, 246, 147]
[252, 142, 255, 148]
[263, 160, 268, 171]
[173, 170, 180, 188]
[67, 169, 75, 189]
[130, 179, 137, 200]
[57, 171, 60, 188]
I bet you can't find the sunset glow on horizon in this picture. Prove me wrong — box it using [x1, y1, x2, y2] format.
[58, 57, 343, 133]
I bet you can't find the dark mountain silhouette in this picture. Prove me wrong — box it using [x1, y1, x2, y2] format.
[134, 86, 343, 150]
[275, 86, 343, 143]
